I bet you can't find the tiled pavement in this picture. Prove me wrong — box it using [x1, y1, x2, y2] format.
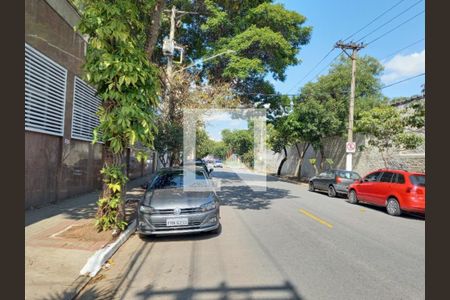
[25, 176, 150, 300]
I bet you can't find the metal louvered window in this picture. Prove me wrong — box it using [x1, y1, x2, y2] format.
[71, 77, 101, 142]
[25, 43, 67, 136]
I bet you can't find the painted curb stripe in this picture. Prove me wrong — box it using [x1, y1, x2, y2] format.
[80, 219, 137, 277]
[299, 209, 333, 229]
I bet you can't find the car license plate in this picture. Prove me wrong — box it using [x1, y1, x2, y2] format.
[166, 218, 188, 226]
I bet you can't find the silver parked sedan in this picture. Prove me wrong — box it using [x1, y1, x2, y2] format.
[138, 168, 221, 237]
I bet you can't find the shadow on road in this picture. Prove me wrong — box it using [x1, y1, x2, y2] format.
[77, 280, 304, 300]
[138, 228, 221, 243]
[344, 201, 425, 220]
[217, 185, 294, 210]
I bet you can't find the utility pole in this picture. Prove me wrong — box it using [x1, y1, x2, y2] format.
[166, 6, 176, 121]
[335, 40, 365, 171]
[162, 6, 198, 166]
[162, 6, 198, 120]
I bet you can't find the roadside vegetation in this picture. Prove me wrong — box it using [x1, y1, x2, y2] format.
[75, 0, 311, 233]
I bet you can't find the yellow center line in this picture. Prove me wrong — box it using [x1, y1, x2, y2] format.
[299, 209, 333, 229]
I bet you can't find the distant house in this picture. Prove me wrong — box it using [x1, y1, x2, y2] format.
[25, 0, 156, 208]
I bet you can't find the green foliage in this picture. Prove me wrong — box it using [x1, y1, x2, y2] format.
[153, 118, 183, 166]
[222, 129, 254, 157]
[76, 0, 160, 232]
[324, 158, 334, 169]
[211, 141, 228, 160]
[298, 55, 386, 132]
[222, 127, 254, 168]
[267, 116, 295, 154]
[202, 1, 311, 82]
[152, 0, 311, 109]
[356, 105, 424, 152]
[77, 0, 160, 155]
[196, 127, 213, 159]
[309, 158, 318, 175]
[405, 101, 425, 128]
[288, 99, 342, 151]
[96, 166, 128, 232]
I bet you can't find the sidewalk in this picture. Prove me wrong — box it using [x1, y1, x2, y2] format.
[25, 175, 150, 300]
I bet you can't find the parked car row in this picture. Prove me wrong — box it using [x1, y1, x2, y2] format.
[309, 168, 425, 216]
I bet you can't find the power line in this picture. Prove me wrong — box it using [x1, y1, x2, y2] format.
[311, 51, 343, 81]
[380, 38, 424, 61]
[366, 10, 424, 45]
[285, 48, 336, 94]
[356, 0, 424, 42]
[284, 0, 410, 94]
[343, 0, 407, 42]
[381, 73, 425, 89]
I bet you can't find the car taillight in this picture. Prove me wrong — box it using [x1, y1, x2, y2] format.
[416, 189, 424, 195]
[336, 176, 342, 183]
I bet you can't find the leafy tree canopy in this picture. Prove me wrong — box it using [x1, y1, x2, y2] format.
[356, 105, 424, 153]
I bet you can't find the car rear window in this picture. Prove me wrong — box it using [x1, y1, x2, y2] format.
[410, 175, 425, 187]
[336, 171, 361, 180]
[151, 171, 208, 189]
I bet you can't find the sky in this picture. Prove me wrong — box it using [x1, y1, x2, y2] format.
[205, 0, 425, 141]
[203, 112, 248, 142]
[269, 0, 425, 98]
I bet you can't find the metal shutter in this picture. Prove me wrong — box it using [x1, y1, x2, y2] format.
[25, 43, 67, 136]
[71, 77, 101, 141]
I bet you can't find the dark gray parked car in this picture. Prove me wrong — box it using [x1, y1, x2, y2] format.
[309, 169, 361, 197]
[138, 168, 221, 237]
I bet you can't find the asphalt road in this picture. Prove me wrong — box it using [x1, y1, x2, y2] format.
[78, 168, 425, 300]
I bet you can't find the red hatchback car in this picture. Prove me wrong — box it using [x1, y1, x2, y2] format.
[347, 169, 425, 216]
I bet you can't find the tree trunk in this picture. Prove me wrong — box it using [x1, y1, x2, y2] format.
[145, 0, 166, 61]
[319, 147, 325, 172]
[277, 146, 288, 176]
[159, 154, 167, 167]
[295, 143, 310, 179]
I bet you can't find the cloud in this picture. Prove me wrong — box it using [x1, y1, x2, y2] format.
[381, 50, 425, 84]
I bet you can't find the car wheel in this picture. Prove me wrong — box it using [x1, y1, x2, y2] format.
[386, 198, 401, 216]
[210, 223, 222, 235]
[348, 190, 358, 204]
[308, 182, 315, 192]
[328, 185, 337, 197]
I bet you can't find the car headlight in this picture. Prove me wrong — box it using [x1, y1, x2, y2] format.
[200, 201, 217, 212]
[139, 205, 154, 214]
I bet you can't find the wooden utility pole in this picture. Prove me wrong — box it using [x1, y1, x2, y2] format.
[335, 40, 365, 171]
[162, 6, 198, 120]
[162, 6, 198, 166]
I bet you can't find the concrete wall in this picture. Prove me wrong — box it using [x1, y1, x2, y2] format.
[266, 98, 425, 179]
[266, 132, 425, 180]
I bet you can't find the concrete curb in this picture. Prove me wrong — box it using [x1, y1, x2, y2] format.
[270, 174, 308, 187]
[80, 219, 137, 277]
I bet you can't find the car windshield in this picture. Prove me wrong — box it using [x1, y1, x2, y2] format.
[336, 171, 361, 180]
[151, 171, 209, 189]
[410, 175, 425, 187]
